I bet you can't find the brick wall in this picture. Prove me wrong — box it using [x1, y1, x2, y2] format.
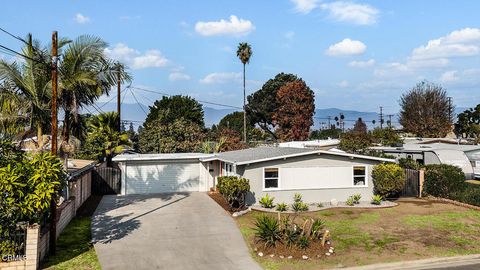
[0, 225, 39, 270]
[55, 200, 75, 239]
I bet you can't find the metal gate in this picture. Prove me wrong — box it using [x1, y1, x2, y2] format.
[401, 169, 420, 197]
[92, 166, 121, 195]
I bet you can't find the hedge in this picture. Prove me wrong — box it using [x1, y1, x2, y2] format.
[372, 163, 405, 197]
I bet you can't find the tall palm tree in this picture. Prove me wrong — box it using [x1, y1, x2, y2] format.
[0, 34, 51, 147]
[236, 42, 252, 143]
[88, 112, 130, 166]
[58, 35, 130, 155]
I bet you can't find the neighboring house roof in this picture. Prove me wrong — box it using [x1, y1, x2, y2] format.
[277, 139, 340, 149]
[371, 143, 480, 153]
[67, 159, 96, 179]
[201, 147, 395, 165]
[112, 153, 214, 162]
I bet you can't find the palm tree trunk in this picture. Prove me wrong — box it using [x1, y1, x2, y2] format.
[243, 63, 247, 144]
[37, 124, 43, 149]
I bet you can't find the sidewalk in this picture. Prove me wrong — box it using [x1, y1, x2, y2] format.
[338, 254, 480, 270]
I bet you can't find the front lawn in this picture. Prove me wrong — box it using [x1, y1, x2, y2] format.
[42, 196, 102, 270]
[236, 198, 480, 270]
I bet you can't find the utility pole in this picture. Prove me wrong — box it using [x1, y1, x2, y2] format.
[51, 32, 58, 155]
[117, 64, 121, 132]
[379, 106, 384, 129]
[387, 114, 394, 128]
[49, 30, 58, 256]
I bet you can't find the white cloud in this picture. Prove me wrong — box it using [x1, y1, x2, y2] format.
[325, 38, 366, 56]
[169, 72, 191, 81]
[200, 72, 241, 84]
[411, 28, 480, 60]
[284, 31, 295, 40]
[320, 1, 379, 25]
[75, 13, 90, 24]
[104, 43, 170, 69]
[195, 15, 255, 37]
[337, 80, 349, 87]
[440, 71, 459, 82]
[290, 0, 319, 14]
[348, 59, 375, 68]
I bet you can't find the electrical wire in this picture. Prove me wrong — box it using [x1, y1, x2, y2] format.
[128, 87, 148, 116]
[129, 86, 242, 110]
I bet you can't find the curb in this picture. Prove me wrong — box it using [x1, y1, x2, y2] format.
[334, 254, 480, 270]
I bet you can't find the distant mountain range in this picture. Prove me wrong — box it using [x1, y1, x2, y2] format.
[85, 103, 469, 131]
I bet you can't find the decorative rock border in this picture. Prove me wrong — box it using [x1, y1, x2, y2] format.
[425, 196, 480, 211]
[232, 207, 251, 217]
[251, 200, 398, 213]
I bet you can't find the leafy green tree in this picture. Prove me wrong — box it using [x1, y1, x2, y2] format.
[0, 142, 65, 255]
[272, 80, 315, 141]
[455, 104, 480, 139]
[218, 111, 254, 135]
[0, 34, 51, 146]
[310, 128, 342, 140]
[399, 81, 453, 137]
[126, 122, 140, 151]
[338, 131, 373, 154]
[371, 128, 403, 146]
[144, 95, 204, 128]
[237, 42, 253, 142]
[247, 73, 298, 139]
[139, 118, 205, 153]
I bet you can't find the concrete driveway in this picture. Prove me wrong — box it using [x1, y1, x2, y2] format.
[92, 192, 261, 270]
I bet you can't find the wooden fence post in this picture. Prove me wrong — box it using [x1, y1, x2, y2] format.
[418, 169, 425, 197]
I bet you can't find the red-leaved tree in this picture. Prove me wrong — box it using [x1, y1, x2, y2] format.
[272, 80, 315, 141]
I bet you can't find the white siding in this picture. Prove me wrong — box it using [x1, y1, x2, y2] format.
[280, 166, 358, 190]
[125, 161, 200, 194]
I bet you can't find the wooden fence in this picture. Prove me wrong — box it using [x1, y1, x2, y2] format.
[400, 168, 421, 197]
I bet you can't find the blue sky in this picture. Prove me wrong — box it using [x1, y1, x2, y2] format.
[1, 0, 479, 116]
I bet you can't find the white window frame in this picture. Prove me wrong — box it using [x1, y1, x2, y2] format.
[263, 167, 280, 191]
[352, 165, 368, 187]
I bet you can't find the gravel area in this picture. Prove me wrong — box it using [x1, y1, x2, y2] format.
[251, 200, 398, 213]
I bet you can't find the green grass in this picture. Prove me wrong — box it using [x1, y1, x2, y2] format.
[42, 217, 100, 270]
[401, 210, 480, 232]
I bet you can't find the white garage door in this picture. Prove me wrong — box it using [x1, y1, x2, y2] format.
[125, 161, 200, 194]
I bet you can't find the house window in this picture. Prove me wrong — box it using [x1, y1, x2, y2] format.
[353, 166, 366, 186]
[264, 168, 279, 189]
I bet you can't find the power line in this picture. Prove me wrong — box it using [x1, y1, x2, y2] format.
[98, 87, 128, 109]
[128, 87, 148, 116]
[129, 86, 242, 110]
[0, 26, 30, 46]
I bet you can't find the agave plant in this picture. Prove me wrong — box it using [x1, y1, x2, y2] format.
[253, 214, 281, 247]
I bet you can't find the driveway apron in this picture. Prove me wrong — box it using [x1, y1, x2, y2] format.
[92, 192, 261, 270]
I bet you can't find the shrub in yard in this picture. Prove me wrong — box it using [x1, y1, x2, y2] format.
[317, 202, 324, 208]
[216, 176, 250, 209]
[254, 214, 281, 247]
[293, 193, 303, 203]
[346, 197, 355, 206]
[371, 195, 383, 205]
[423, 164, 466, 198]
[372, 163, 406, 197]
[259, 194, 275, 208]
[352, 193, 361, 204]
[297, 235, 310, 249]
[399, 157, 421, 170]
[292, 201, 309, 212]
[276, 203, 288, 212]
[455, 187, 480, 206]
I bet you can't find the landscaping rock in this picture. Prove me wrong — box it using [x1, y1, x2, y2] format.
[302, 255, 308, 260]
[288, 256, 293, 259]
[325, 252, 331, 256]
[270, 254, 275, 258]
[232, 207, 251, 217]
[330, 199, 338, 206]
[254, 247, 258, 252]
[258, 252, 264, 257]
[279, 255, 284, 259]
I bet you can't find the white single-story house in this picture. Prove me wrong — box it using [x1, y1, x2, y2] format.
[112, 147, 395, 203]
